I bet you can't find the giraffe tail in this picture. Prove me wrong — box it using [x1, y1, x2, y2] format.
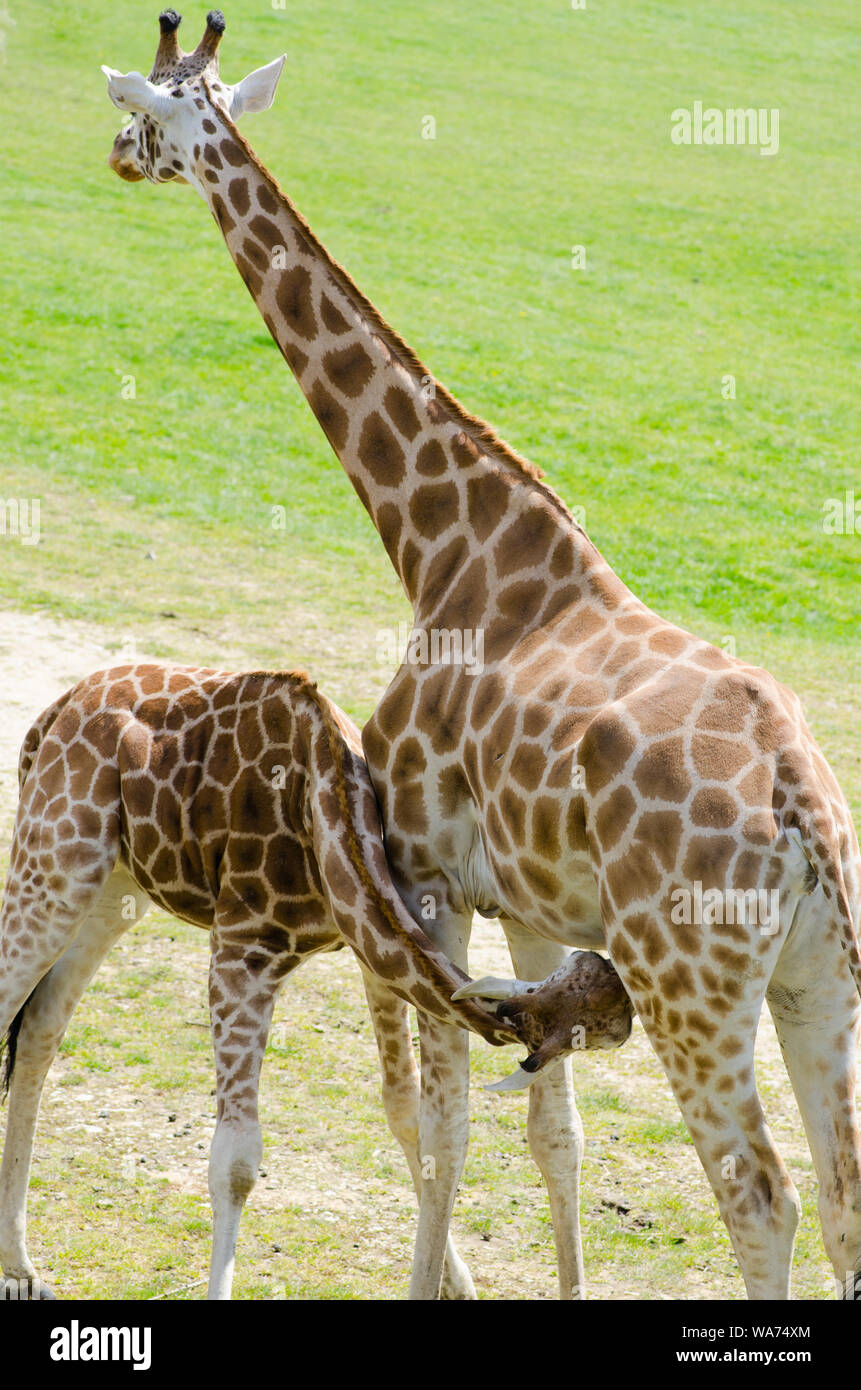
[792, 800, 861, 1004]
[17, 688, 75, 795]
[2, 689, 76, 1099]
[0, 996, 32, 1100]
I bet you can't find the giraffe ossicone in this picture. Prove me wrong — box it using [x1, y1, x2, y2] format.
[101, 10, 861, 1302]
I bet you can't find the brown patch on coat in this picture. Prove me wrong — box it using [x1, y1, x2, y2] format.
[323, 341, 375, 398]
[357, 413, 406, 488]
[276, 264, 318, 341]
[306, 380, 349, 453]
[320, 294, 351, 335]
[633, 737, 691, 803]
[409, 482, 460, 539]
[384, 384, 421, 440]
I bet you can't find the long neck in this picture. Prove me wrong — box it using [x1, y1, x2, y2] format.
[191, 107, 625, 629]
[300, 687, 518, 1048]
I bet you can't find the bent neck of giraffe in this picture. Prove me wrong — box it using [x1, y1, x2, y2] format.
[191, 113, 618, 630]
[300, 695, 519, 1048]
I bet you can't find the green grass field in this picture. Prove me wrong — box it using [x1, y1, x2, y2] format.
[0, 0, 858, 1300]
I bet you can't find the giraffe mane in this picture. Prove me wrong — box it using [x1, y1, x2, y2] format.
[204, 79, 586, 536]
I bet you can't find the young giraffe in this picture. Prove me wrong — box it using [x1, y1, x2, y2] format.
[103, 12, 861, 1299]
[0, 662, 626, 1300]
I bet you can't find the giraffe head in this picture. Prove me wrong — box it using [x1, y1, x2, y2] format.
[454, 950, 634, 1091]
[104, 9, 284, 187]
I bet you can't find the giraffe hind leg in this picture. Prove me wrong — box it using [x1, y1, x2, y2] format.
[606, 905, 800, 1299]
[0, 867, 151, 1299]
[402, 907, 474, 1301]
[206, 921, 295, 1301]
[767, 886, 861, 1299]
[642, 1014, 800, 1298]
[0, 777, 122, 1046]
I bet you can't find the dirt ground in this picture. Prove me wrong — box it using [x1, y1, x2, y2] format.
[0, 606, 838, 1300]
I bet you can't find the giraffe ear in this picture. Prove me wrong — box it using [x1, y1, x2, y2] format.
[102, 67, 174, 121]
[229, 55, 286, 120]
[452, 974, 530, 1007]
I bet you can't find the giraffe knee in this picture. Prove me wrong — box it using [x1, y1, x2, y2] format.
[380, 1076, 420, 1151]
[781, 1183, 802, 1238]
[7, 1000, 66, 1079]
[537, 1124, 583, 1160]
[213, 1154, 258, 1209]
[209, 1122, 262, 1207]
[385, 1107, 419, 1152]
[417, 1119, 469, 1185]
[746, 1169, 800, 1231]
[525, 1074, 583, 1177]
[228, 1158, 257, 1203]
[727, 1168, 800, 1257]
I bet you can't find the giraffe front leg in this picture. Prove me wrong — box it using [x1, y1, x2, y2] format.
[500, 920, 586, 1299]
[397, 902, 475, 1301]
[207, 929, 281, 1302]
[360, 968, 476, 1299]
[411, 1011, 472, 1300]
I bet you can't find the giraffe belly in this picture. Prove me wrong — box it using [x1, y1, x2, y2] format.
[466, 817, 606, 950]
[473, 770, 606, 947]
[495, 852, 606, 949]
[121, 843, 217, 928]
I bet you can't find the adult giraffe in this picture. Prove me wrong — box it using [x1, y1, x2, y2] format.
[103, 11, 861, 1300]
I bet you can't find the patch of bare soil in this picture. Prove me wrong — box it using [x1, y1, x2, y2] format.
[0, 611, 124, 842]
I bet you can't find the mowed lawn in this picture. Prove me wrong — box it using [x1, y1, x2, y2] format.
[0, 0, 858, 1299]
